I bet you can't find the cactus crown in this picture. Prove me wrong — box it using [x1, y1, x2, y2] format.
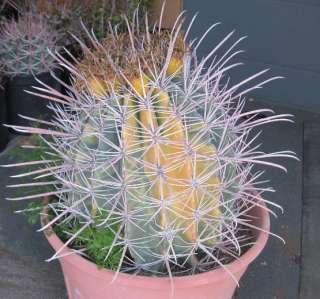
[6, 11, 295, 279]
[0, 13, 59, 77]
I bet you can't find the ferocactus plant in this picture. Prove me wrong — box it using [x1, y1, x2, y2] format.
[27, 0, 82, 45]
[0, 13, 59, 77]
[6, 12, 295, 278]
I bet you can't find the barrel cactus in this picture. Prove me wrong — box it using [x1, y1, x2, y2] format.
[26, 0, 82, 45]
[0, 13, 59, 77]
[6, 11, 295, 278]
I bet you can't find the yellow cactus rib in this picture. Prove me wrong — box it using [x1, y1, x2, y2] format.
[139, 105, 159, 166]
[166, 117, 185, 142]
[89, 78, 108, 98]
[81, 123, 99, 150]
[159, 105, 185, 143]
[122, 98, 139, 155]
[150, 90, 198, 241]
[154, 90, 170, 126]
[155, 90, 185, 143]
[165, 135, 221, 241]
[139, 102, 173, 231]
[166, 152, 198, 242]
[131, 75, 150, 97]
[138, 94, 195, 236]
[166, 57, 183, 76]
[210, 206, 222, 218]
[137, 88, 220, 243]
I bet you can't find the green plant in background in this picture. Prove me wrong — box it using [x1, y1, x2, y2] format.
[22, 201, 45, 225]
[0, 13, 59, 77]
[26, 0, 83, 46]
[17, 0, 154, 47]
[6, 131, 45, 161]
[6, 10, 295, 278]
[2, 0, 154, 43]
[3, 134, 54, 209]
[21, 199, 122, 269]
[79, 0, 154, 41]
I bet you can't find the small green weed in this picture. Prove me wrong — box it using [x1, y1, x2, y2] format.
[54, 214, 123, 270]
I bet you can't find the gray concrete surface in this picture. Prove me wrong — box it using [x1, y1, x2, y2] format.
[0, 137, 66, 299]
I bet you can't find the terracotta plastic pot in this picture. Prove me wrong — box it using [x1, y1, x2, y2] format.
[42, 201, 270, 299]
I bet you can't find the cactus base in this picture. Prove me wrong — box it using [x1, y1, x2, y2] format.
[42, 196, 270, 299]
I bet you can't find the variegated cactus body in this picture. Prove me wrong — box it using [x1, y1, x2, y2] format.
[6, 11, 295, 277]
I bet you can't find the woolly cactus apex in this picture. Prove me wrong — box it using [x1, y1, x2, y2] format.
[0, 13, 59, 77]
[72, 30, 187, 96]
[6, 10, 296, 279]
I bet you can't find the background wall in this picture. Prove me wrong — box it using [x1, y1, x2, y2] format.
[183, 0, 320, 112]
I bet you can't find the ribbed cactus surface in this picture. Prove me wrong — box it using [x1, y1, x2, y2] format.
[6, 12, 295, 277]
[0, 13, 58, 77]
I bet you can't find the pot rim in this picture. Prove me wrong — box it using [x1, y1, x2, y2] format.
[41, 197, 270, 289]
